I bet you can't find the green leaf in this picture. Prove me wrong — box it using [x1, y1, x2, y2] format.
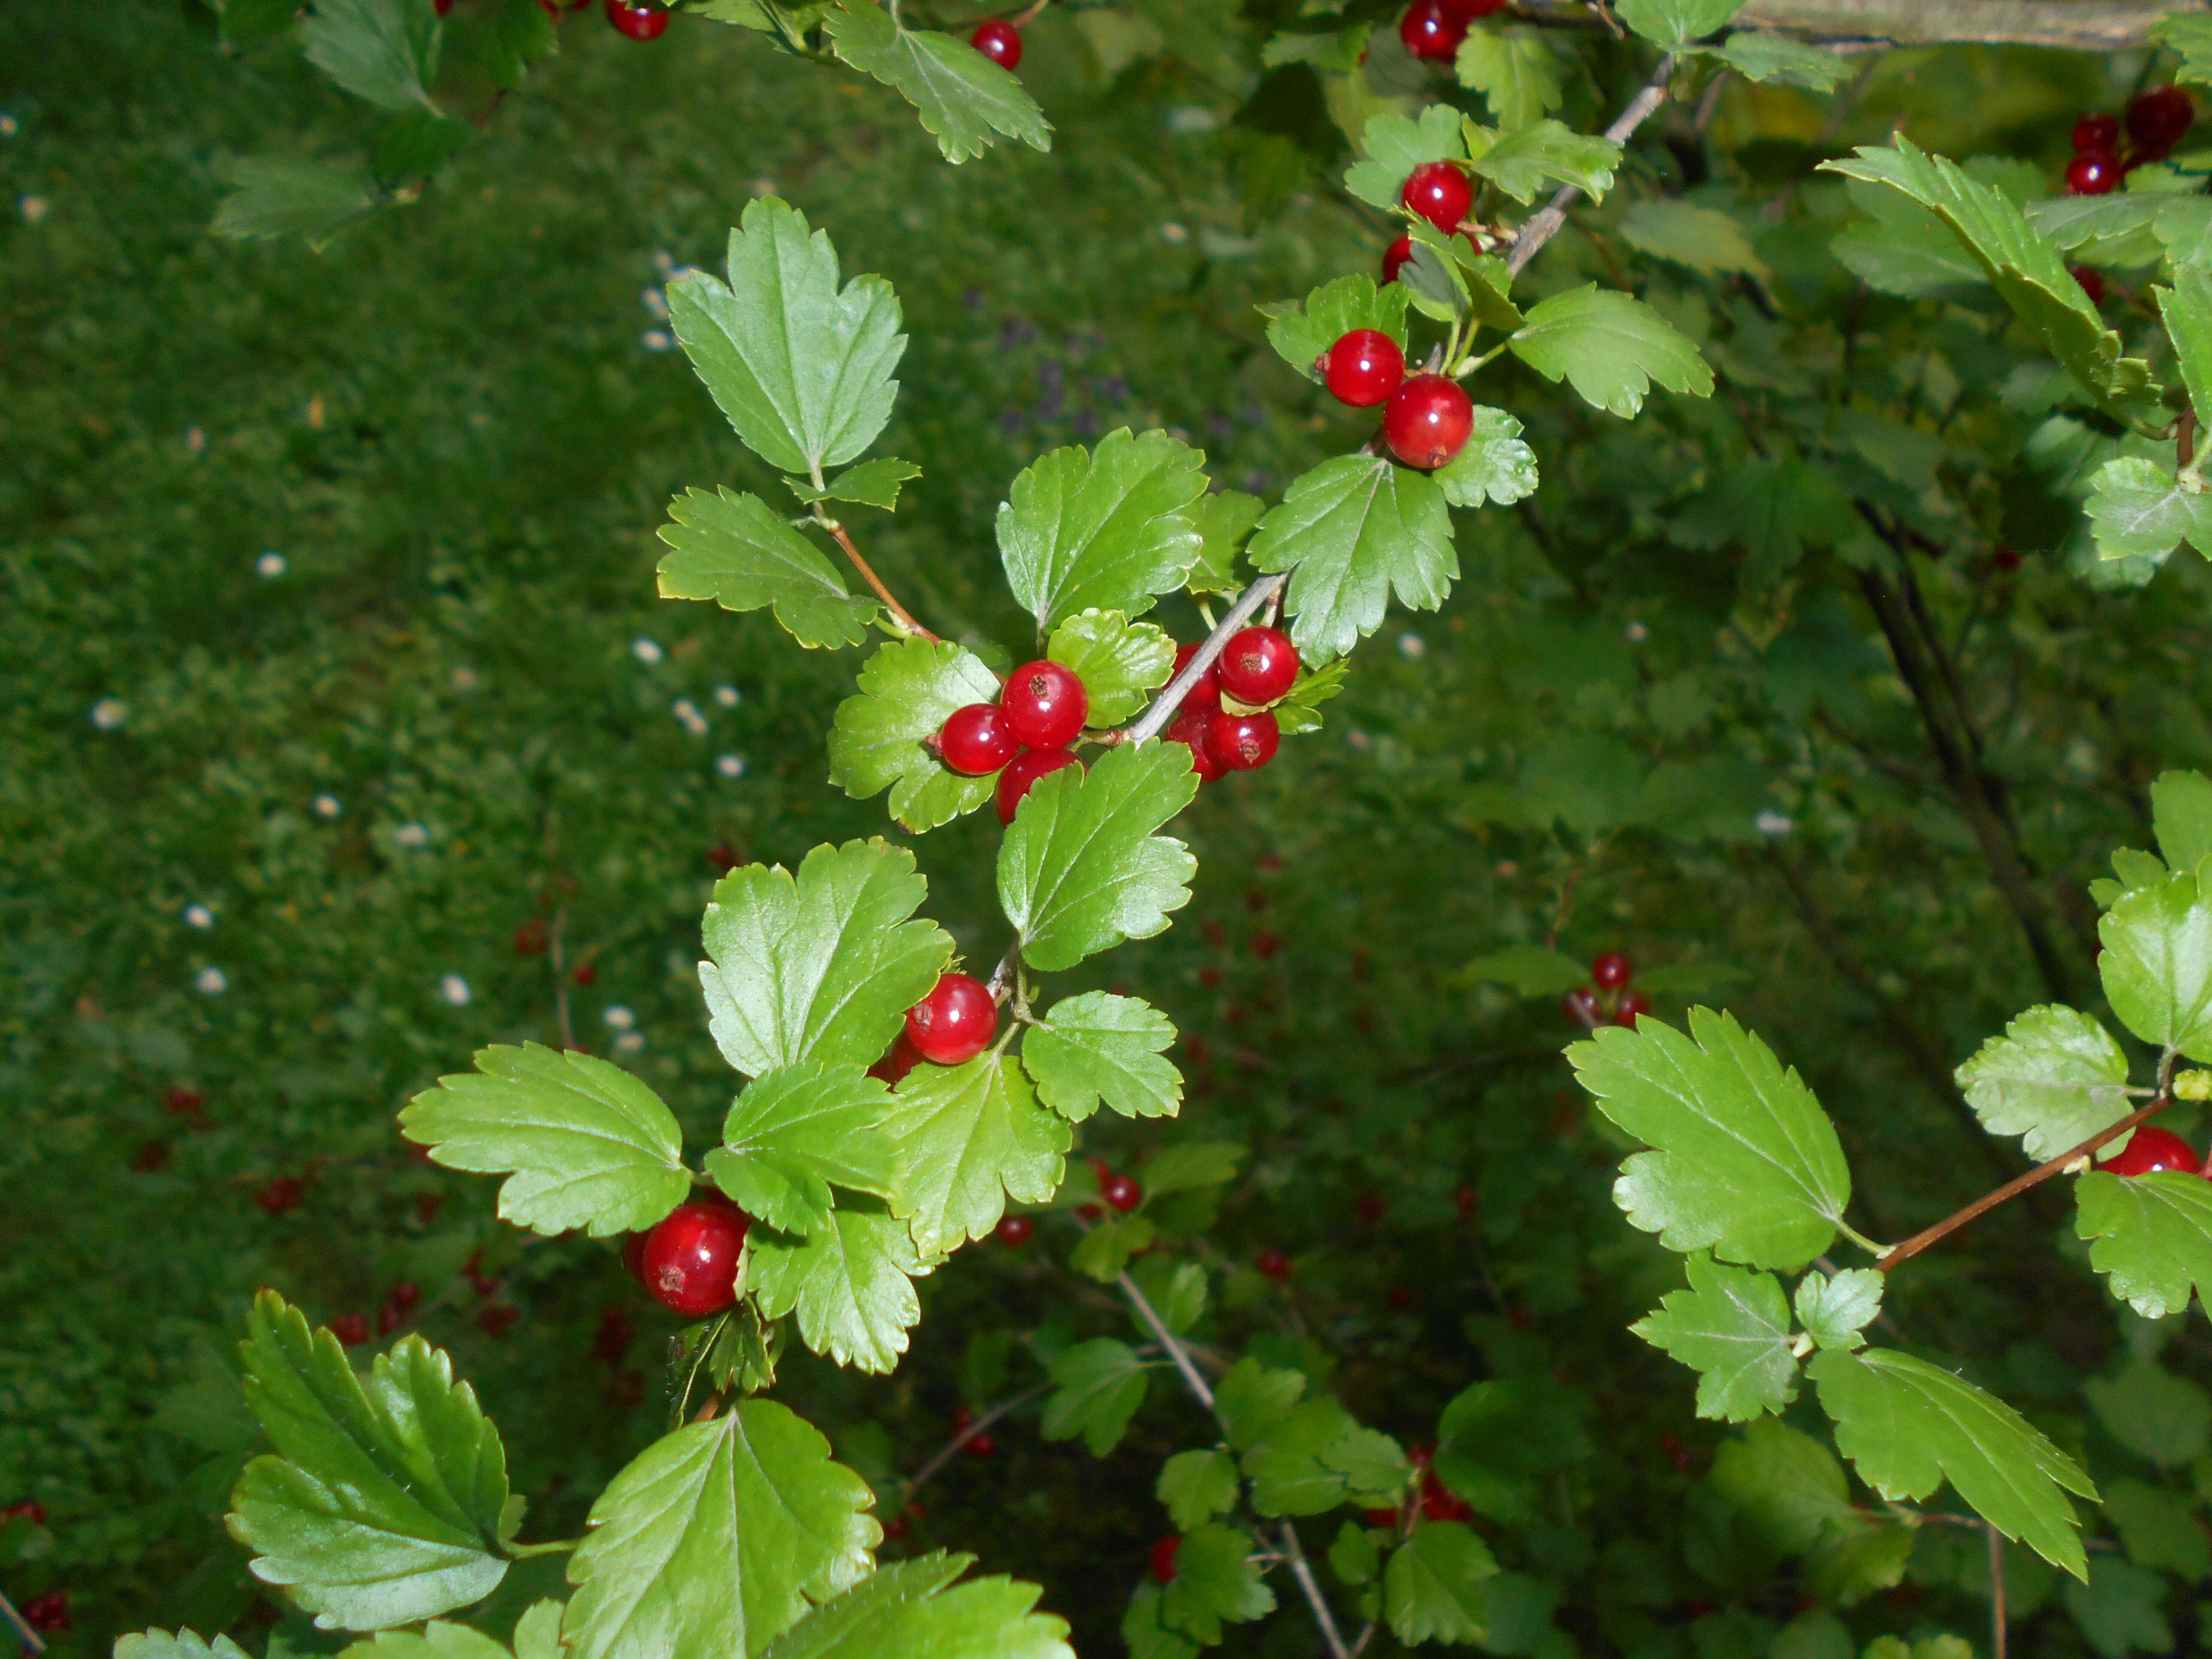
[2154, 770, 2212, 869]
[668, 197, 906, 479]
[1431, 1379, 1590, 1522]
[758, 1553, 1075, 1659]
[1620, 201, 1769, 278]
[997, 741, 1199, 972]
[474, 0, 558, 91]
[2101, 871, 2212, 1058]
[1713, 32, 1853, 88]
[1070, 1212, 1156, 1281]
[1809, 1347, 2096, 1578]
[1259, 275, 1413, 385]
[2084, 1357, 2211, 1466]
[1245, 454, 1456, 665]
[1158, 1449, 1241, 1531]
[1832, 177, 1992, 298]
[1454, 27, 1560, 131]
[1342, 107, 1468, 210]
[1571, 1009, 1852, 1270]
[1122, 1583, 1200, 1659]
[823, 0, 1051, 164]
[210, 158, 379, 251]
[706, 1062, 902, 1237]
[1383, 1521, 1498, 1646]
[996, 429, 1209, 632]
[1131, 1258, 1206, 1334]
[338, 1624, 510, 1659]
[826, 639, 1002, 833]
[1457, 944, 1587, 997]
[1271, 658, 1349, 735]
[1329, 1521, 1381, 1587]
[1046, 611, 1175, 725]
[1467, 120, 1620, 205]
[749, 1203, 937, 1375]
[1630, 1254, 1799, 1422]
[1614, 0, 1744, 44]
[785, 459, 923, 513]
[373, 109, 469, 188]
[2062, 1559, 2175, 1659]
[1140, 1141, 1246, 1197]
[1040, 1338, 1150, 1455]
[699, 839, 951, 1080]
[1958, 1005, 2135, 1164]
[227, 1291, 510, 1631]
[885, 1054, 1070, 1256]
[1021, 992, 1182, 1123]
[1805, 1515, 1914, 1607]
[1509, 286, 1714, 419]
[1187, 491, 1264, 597]
[302, 0, 441, 111]
[1241, 1398, 1404, 1516]
[399, 1042, 690, 1239]
[1708, 1418, 1851, 1554]
[564, 1401, 877, 1659]
[2104, 1478, 2212, 1576]
[1793, 1269, 1882, 1353]
[1158, 1522, 1275, 1644]
[116, 1634, 254, 1659]
[1818, 140, 2161, 414]
[216, 0, 301, 46]
[655, 487, 878, 651]
[1215, 1358, 1306, 1451]
[2151, 12, 2212, 86]
[2084, 457, 2209, 569]
[2078, 1169, 2212, 1320]
[1433, 407, 1540, 508]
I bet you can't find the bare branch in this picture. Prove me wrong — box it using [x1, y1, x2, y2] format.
[1122, 571, 1290, 746]
[1513, 0, 2193, 49]
[1507, 56, 1677, 277]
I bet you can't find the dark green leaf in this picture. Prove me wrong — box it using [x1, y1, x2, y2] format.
[2078, 1169, 2212, 1322]
[474, 0, 557, 91]
[374, 109, 468, 187]
[2061, 1559, 2175, 1659]
[210, 158, 379, 250]
[1457, 944, 1586, 997]
[337, 1624, 510, 1658]
[1158, 1522, 1274, 1643]
[1021, 991, 1181, 1123]
[1631, 1254, 1799, 1422]
[1454, 26, 1561, 131]
[827, 639, 1002, 832]
[1382, 1522, 1498, 1646]
[785, 459, 923, 513]
[1040, 1339, 1150, 1455]
[758, 1552, 1075, 1659]
[1070, 1213, 1155, 1282]
[823, 0, 1052, 164]
[1215, 1358, 1306, 1451]
[1245, 454, 1456, 664]
[885, 1055, 1070, 1256]
[1708, 1418, 1851, 1554]
[1139, 1141, 1245, 1197]
[2100, 870, 2212, 1058]
[1713, 33, 1852, 88]
[1158, 1449, 1240, 1531]
[2154, 770, 2212, 870]
[2083, 457, 2208, 569]
[2104, 1478, 2212, 1576]
[301, 0, 441, 111]
[656, 487, 878, 650]
[997, 429, 1209, 631]
[2083, 1358, 2211, 1466]
[1620, 201, 1768, 278]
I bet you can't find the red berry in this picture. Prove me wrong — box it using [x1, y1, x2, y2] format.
[1615, 991, 1652, 1029]
[1102, 1173, 1142, 1212]
[1382, 234, 1414, 284]
[971, 18, 1023, 68]
[1382, 374, 1475, 469]
[605, 0, 668, 39]
[436, 0, 457, 13]
[1399, 0, 1468, 61]
[1251, 930, 1280, 959]
[1660, 1431, 1694, 1472]
[164, 1085, 206, 1115]
[389, 1279, 420, 1310]
[573, 961, 597, 986]
[1389, 1285, 1414, 1309]
[1257, 1246, 1291, 1280]
[1002, 660, 1089, 749]
[1995, 545, 2022, 571]
[637, 1200, 751, 1316]
[2074, 112, 2120, 152]
[1206, 710, 1279, 772]
[997, 1213, 1035, 1246]
[906, 972, 997, 1066]
[883, 1514, 909, 1540]
[1452, 1184, 1474, 1218]
[1355, 1191, 1385, 1225]
[331, 1313, 371, 1347]
[1562, 988, 1599, 1027]
[256, 1176, 304, 1215]
[2066, 150, 2121, 194]
[2100, 1126, 2202, 1177]
[995, 747, 1083, 823]
[1364, 1506, 1400, 1528]
[1320, 329, 1405, 408]
[1149, 1534, 1182, 1583]
[1419, 1474, 1474, 1521]
[1401, 161, 1472, 232]
[514, 918, 549, 956]
[1219, 627, 1300, 705]
[707, 841, 740, 874]
[2129, 86, 2195, 156]
[2071, 264, 2107, 306]
[479, 1304, 519, 1337]
[21, 1592, 69, 1633]
[1591, 951, 1632, 991]
[3, 1502, 46, 1525]
[1171, 642, 1223, 714]
[1077, 1202, 1104, 1221]
[1167, 709, 1226, 783]
[593, 1306, 634, 1364]
[868, 1031, 923, 1087]
[952, 1408, 997, 1457]
[377, 1302, 404, 1336]
[132, 1140, 170, 1172]
[940, 703, 1020, 775]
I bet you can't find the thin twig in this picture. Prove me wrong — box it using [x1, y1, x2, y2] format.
[1989, 1522, 2008, 1659]
[1506, 56, 1677, 277]
[1121, 572, 1290, 746]
[1118, 1268, 1216, 1410]
[1279, 1522, 1352, 1659]
[823, 519, 939, 642]
[902, 1384, 1050, 1500]
[1, 1589, 47, 1656]
[550, 904, 575, 1051]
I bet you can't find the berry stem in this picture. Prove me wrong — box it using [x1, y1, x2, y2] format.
[1122, 571, 1290, 744]
[1505, 55, 1677, 277]
[815, 513, 940, 642]
[504, 1537, 582, 1558]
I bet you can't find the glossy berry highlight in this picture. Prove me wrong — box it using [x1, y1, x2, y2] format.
[1399, 0, 1469, 61]
[1382, 374, 1475, 469]
[1102, 1172, 1142, 1212]
[1321, 328, 1406, 408]
[636, 1199, 750, 1316]
[2065, 150, 2120, 194]
[1615, 991, 1651, 1029]
[905, 972, 997, 1066]
[997, 1213, 1035, 1246]
[970, 18, 1023, 69]
[1591, 951, 1632, 991]
[605, 0, 668, 39]
[1401, 161, 1472, 232]
[1001, 659, 1088, 749]
[2100, 1126, 2201, 1177]
[1219, 626, 1299, 704]
[1207, 711, 1279, 772]
[938, 702, 1019, 776]
[996, 747, 1083, 823]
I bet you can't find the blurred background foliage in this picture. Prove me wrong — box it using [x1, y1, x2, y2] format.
[9, 2, 2212, 1655]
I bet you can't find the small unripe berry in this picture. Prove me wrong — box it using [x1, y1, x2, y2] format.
[2100, 1126, 2202, 1177]
[1382, 374, 1476, 469]
[1002, 660, 1088, 750]
[905, 973, 997, 1066]
[996, 747, 1083, 823]
[1207, 710, 1280, 771]
[605, 0, 668, 39]
[1149, 1534, 1182, 1583]
[1320, 328, 1407, 408]
[970, 17, 1023, 69]
[939, 704, 1019, 775]
[1257, 1246, 1291, 1279]
[637, 1199, 751, 1316]
[1401, 162, 1472, 232]
[1591, 951, 1632, 991]
[2065, 150, 2120, 194]
[1219, 626, 1300, 704]
[2073, 112, 2120, 152]
[1102, 1173, 1142, 1212]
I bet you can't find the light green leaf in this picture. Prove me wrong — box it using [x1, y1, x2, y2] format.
[1122, 1582, 1200, 1659]
[997, 742, 1199, 972]
[1041, 1338, 1150, 1456]
[996, 429, 1209, 631]
[758, 1553, 1075, 1659]
[1258, 275, 1412, 385]
[823, 0, 1052, 164]
[399, 1042, 690, 1239]
[706, 1062, 901, 1237]
[1454, 26, 1560, 131]
[227, 1291, 509, 1631]
[1793, 1269, 1883, 1353]
[1468, 119, 1620, 205]
[1158, 1523, 1275, 1644]
[2084, 456, 2209, 569]
[564, 1401, 877, 1659]
[1245, 453, 1456, 664]
[654, 488, 878, 650]
[302, 0, 440, 111]
[1383, 1522, 1498, 1646]
[1187, 491, 1264, 596]
[1713, 33, 1851, 88]
[1631, 1254, 1799, 1422]
[2084, 1357, 2211, 1466]
[510, 1601, 564, 1659]
[2151, 12, 2212, 86]
[699, 839, 951, 1079]
[116, 1634, 254, 1659]
[1457, 944, 1586, 997]
[1620, 200, 1769, 277]
[1809, 1347, 2096, 1578]
[2079, 1170, 2212, 1320]
[1158, 1449, 1241, 1531]
[1342, 106, 1468, 210]
[826, 639, 1002, 833]
[749, 1203, 937, 1375]
[1046, 611, 1175, 725]
[1615, 0, 1746, 45]
[1021, 992, 1181, 1123]
[2101, 871, 2212, 1058]
[1271, 658, 1349, 735]
[210, 157, 379, 250]
[784, 458, 923, 513]
[885, 1055, 1070, 1256]
[1215, 1359, 1305, 1451]
[1509, 285, 1714, 419]
[1433, 407, 1539, 508]
[338, 1623, 510, 1659]
[1708, 1418, 1850, 1554]
[2154, 770, 2212, 869]
[1955, 1006, 2133, 1162]
[668, 197, 906, 479]
[1570, 1009, 1852, 1270]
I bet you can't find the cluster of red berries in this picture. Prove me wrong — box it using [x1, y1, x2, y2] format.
[951, 1406, 998, 1458]
[1163, 628, 1300, 782]
[936, 659, 1090, 822]
[2098, 1125, 2212, 1179]
[1365, 1445, 1474, 1529]
[1316, 328, 1476, 471]
[19, 1589, 69, 1632]
[325, 1280, 421, 1347]
[2063, 86, 2195, 196]
[1380, 158, 1479, 284]
[1561, 951, 1648, 1030]
[970, 17, 1024, 69]
[624, 1195, 753, 1316]
[1398, 0, 1506, 62]
[869, 971, 1000, 1085]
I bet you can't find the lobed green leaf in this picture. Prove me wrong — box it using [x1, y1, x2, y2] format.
[1954, 1005, 2133, 1162]
[1630, 1254, 1799, 1422]
[656, 488, 878, 650]
[996, 429, 1209, 632]
[823, 0, 1051, 164]
[1245, 454, 1456, 665]
[885, 1054, 1070, 1256]
[1021, 991, 1182, 1123]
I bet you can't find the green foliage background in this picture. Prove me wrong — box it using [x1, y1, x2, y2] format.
[13, 2, 2212, 1656]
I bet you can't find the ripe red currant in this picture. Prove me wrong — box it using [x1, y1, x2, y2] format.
[1452, 1184, 1474, 1219]
[21, 1592, 68, 1633]
[905, 972, 997, 1066]
[1615, 991, 1652, 1029]
[2071, 265, 2107, 306]
[1401, 161, 1473, 232]
[2065, 150, 2120, 194]
[2100, 1126, 2202, 1177]
[996, 747, 1083, 823]
[1419, 1472, 1474, 1521]
[1591, 951, 1632, 990]
[2128, 85, 2195, 155]
[435, 0, 457, 13]
[1102, 1173, 1142, 1212]
[2, 1502, 45, 1525]
[1149, 1534, 1182, 1583]
[1207, 711, 1279, 771]
[2073, 112, 2120, 152]
[256, 1175, 304, 1215]
[1364, 1505, 1400, 1528]
[637, 1199, 750, 1316]
[1399, 0, 1468, 61]
[952, 1407, 998, 1457]
[1389, 1285, 1414, 1309]
[605, 0, 668, 39]
[707, 841, 740, 874]
[1172, 641, 1223, 713]
[514, 918, 549, 955]
[1562, 988, 1599, 1027]
[1321, 329, 1406, 408]
[997, 1213, 1035, 1246]
[939, 703, 1019, 775]
[331, 1313, 371, 1347]
[593, 1306, 635, 1364]
[1382, 234, 1413, 284]
[164, 1085, 205, 1115]
[1219, 627, 1299, 705]
[1383, 374, 1475, 469]
[1257, 1246, 1291, 1279]
[479, 1304, 519, 1337]
[971, 18, 1023, 69]
[1002, 659, 1088, 749]
[868, 1031, 922, 1087]
[1168, 709, 1226, 782]
[574, 961, 597, 986]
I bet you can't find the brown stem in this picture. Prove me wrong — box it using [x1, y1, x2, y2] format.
[902, 1385, 1050, 1500]
[1990, 1523, 2008, 1659]
[824, 520, 939, 642]
[1506, 56, 1677, 277]
[2182, 406, 2199, 471]
[1876, 1095, 2169, 1272]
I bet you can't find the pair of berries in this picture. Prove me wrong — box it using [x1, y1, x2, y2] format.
[971, 18, 1024, 68]
[1561, 951, 1649, 1030]
[1398, 0, 1506, 62]
[2099, 1126, 2210, 1178]
[938, 660, 1090, 824]
[626, 1196, 752, 1316]
[1165, 630, 1298, 781]
[2065, 87, 2195, 194]
[871, 972, 999, 1085]
[951, 1407, 998, 1457]
[1317, 329, 1477, 471]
